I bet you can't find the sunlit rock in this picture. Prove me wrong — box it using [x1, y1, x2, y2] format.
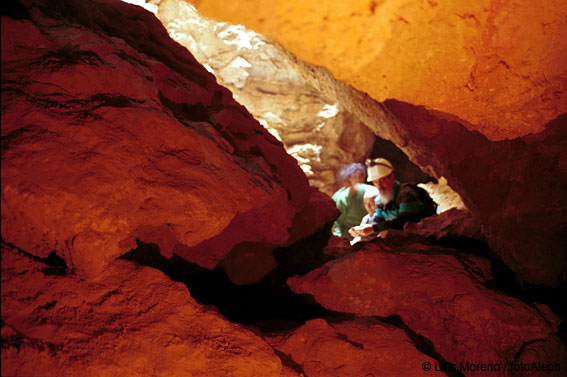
[1, 0, 315, 276]
[267, 318, 444, 377]
[149, 0, 376, 195]
[419, 177, 467, 213]
[189, 0, 567, 141]
[288, 242, 560, 376]
[0, 243, 285, 377]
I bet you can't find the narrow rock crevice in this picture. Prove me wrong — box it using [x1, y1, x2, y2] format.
[118, 232, 352, 333]
[0, 239, 68, 276]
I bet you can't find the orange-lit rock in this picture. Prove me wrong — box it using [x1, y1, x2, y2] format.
[288, 242, 561, 376]
[268, 318, 444, 377]
[189, 0, 567, 141]
[1, 0, 314, 276]
[0, 243, 286, 377]
[219, 187, 338, 285]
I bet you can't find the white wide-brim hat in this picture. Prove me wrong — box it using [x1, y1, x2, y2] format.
[366, 158, 393, 182]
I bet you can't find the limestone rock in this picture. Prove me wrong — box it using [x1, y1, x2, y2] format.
[189, 0, 567, 141]
[419, 177, 467, 213]
[0, 243, 285, 377]
[267, 318, 444, 377]
[288, 243, 560, 376]
[151, 0, 376, 196]
[1, 0, 312, 276]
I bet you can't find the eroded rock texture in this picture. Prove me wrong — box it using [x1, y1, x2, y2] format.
[288, 240, 563, 377]
[1, 243, 287, 377]
[189, 0, 567, 140]
[144, 0, 375, 196]
[0, 0, 332, 277]
[268, 318, 444, 377]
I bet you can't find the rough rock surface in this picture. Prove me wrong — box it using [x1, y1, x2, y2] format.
[219, 187, 339, 285]
[140, 0, 375, 196]
[267, 318, 444, 377]
[404, 208, 485, 242]
[189, 0, 567, 141]
[1, 0, 321, 276]
[288, 242, 561, 376]
[1, 243, 286, 377]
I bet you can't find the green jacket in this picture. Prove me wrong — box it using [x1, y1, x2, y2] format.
[332, 184, 375, 239]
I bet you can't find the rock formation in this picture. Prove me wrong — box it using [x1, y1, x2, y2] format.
[149, 0, 376, 196]
[188, 0, 567, 286]
[2, 0, 565, 376]
[0, 0, 340, 277]
[288, 239, 565, 377]
[1, 243, 288, 377]
[188, 0, 567, 140]
[267, 318, 445, 377]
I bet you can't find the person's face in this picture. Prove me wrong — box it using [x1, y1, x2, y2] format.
[364, 195, 377, 215]
[349, 171, 364, 187]
[372, 174, 395, 204]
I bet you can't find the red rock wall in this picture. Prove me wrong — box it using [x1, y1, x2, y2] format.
[383, 101, 567, 286]
[1, 0, 321, 277]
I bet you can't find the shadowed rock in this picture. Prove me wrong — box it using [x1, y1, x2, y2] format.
[288, 241, 561, 377]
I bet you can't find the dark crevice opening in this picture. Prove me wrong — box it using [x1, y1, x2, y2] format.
[1, 238, 68, 276]
[425, 235, 567, 342]
[119, 225, 352, 334]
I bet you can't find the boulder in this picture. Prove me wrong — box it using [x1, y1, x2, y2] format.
[1, 0, 313, 277]
[288, 242, 561, 376]
[404, 208, 485, 242]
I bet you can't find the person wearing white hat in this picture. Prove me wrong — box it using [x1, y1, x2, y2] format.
[350, 157, 436, 238]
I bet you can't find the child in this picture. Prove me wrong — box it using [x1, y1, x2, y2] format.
[349, 187, 379, 245]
